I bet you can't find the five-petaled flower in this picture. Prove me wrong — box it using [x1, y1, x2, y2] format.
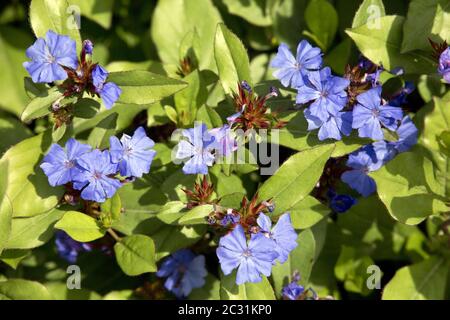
[40, 138, 91, 187]
[72, 149, 122, 203]
[271, 40, 323, 88]
[156, 249, 207, 298]
[23, 30, 78, 83]
[297, 67, 350, 122]
[256, 213, 298, 264]
[352, 87, 403, 140]
[217, 225, 278, 285]
[175, 122, 216, 175]
[109, 126, 156, 178]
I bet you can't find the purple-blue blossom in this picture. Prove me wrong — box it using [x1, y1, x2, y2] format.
[297, 67, 350, 122]
[40, 138, 91, 187]
[304, 109, 352, 141]
[209, 125, 237, 156]
[55, 231, 91, 263]
[175, 123, 215, 175]
[271, 40, 323, 88]
[217, 225, 278, 285]
[92, 64, 122, 109]
[220, 209, 241, 226]
[23, 30, 78, 83]
[352, 87, 403, 140]
[394, 116, 418, 153]
[156, 249, 207, 298]
[341, 146, 380, 197]
[109, 127, 156, 178]
[389, 81, 415, 107]
[328, 189, 357, 213]
[82, 39, 94, 55]
[72, 149, 122, 203]
[438, 47, 450, 83]
[256, 213, 298, 264]
[282, 279, 305, 300]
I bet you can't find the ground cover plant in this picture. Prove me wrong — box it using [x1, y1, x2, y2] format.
[0, 0, 449, 300]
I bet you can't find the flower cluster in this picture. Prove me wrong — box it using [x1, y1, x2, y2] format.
[271, 40, 419, 197]
[41, 127, 156, 203]
[216, 211, 297, 285]
[156, 249, 207, 298]
[24, 30, 121, 111]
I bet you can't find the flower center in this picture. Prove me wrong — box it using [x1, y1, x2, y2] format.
[64, 160, 74, 169]
[372, 108, 380, 117]
[47, 54, 56, 63]
[242, 249, 252, 258]
[124, 146, 133, 155]
[93, 171, 102, 180]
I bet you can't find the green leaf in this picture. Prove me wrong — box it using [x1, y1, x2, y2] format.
[4, 209, 64, 250]
[352, 0, 385, 28]
[334, 246, 377, 296]
[108, 71, 187, 105]
[0, 161, 12, 255]
[196, 105, 223, 128]
[258, 144, 334, 215]
[178, 205, 215, 225]
[417, 75, 446, 103]
[173, 70, 207, 126]
[272, 0, 308, 49]
[220, 273, 275, 300]
[55, 211, 106, 242]
[87, 112, 118, 149]
[401, 0, 450, 53]
[0, 249, 30, 269]
[417, 94, 450, 198]
[382, 256, 449, 300]
[29, 0, 82, 52]
[346, 15, 436, 74]
[151, 0, 222, 70]
[68, 0, 114, 29]
[21, 87, 63, 122]
[189, 274, 220, 300]
[214, 23, 252, 95]
[114, 234, 157, 276]
[371, 149, 448, 225]
[0, 279, 52, 300]
[0, 114, 32, 158]
[324, 38, 352, 74]
[271, 228, 317, 298]
[304, 0, 338, 51]
[0, 131, 64, 218]
[222, 0, 274, 27]
[102, 192, 122, 221]
[290, 195, 330, 229]
[156, 201, 186, 224]
[0, 27, 33, 116]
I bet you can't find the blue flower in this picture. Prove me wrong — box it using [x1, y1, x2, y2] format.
[217, 225, 278, 285]
[282, 281, 305, 300]
[175, 123, 216, 175]
[72, 149, 122, 203]
[389, 81, 415, 107]
[256, 213, 297, 264]
[109, 127, 156, 178]
[40, 138, 91, 187]
[55, 231, 91, 263]
[297, 67, 349, 122]
[91, 65, 122, 109]
[271, 41, 322, 88]
[341, 146, 380, 197]
[220, 209, 241, 226]
[394, 116, 418, 153]
[82, 39, 94, 55]
[328, 190, 357, 213]
[210, 125, 237, 156]
[304, 109, 352, 141]
[23, 30, 78, 83]
[156, 249, 207, 298]
[438, 47, 450, 83]
[352, 87, 404, 140]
